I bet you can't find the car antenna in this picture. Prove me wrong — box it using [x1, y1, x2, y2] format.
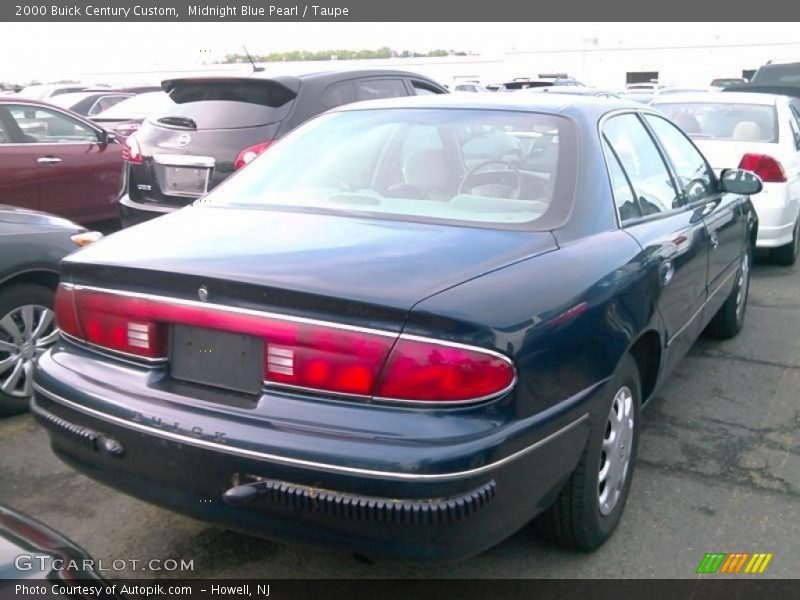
[243, 45, 265, 73]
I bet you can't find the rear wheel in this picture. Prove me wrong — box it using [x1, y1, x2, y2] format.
[770, 217, 800, 266]
[705, 247, 751, 339]
[0, 284, 58, 416]
[536, 354, 641, 550]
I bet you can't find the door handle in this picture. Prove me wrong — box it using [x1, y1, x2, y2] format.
[710, 231, 719, 249]
[37, 157, 62, 165]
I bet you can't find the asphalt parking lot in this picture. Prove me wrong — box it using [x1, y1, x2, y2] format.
[1, 252, 798, 579]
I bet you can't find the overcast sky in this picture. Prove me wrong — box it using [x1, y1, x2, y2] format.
[2, 22, 797, 82]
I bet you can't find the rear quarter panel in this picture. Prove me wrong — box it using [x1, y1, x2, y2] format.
[405, 229, 661, 418]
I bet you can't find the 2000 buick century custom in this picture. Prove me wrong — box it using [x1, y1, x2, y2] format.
[32, 94, 761, 560]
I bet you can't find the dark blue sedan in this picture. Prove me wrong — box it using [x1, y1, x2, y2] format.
[32, 94, 761, 560]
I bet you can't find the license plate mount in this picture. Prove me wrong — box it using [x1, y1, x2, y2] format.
[170, 325, 263, 395]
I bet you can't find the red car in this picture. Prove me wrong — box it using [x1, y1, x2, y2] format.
[0, 96, 123, 225]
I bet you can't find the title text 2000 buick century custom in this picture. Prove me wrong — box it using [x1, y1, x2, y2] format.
[32, 94, 761, 560]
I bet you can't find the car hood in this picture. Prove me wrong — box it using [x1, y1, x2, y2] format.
[66, 206, 558, 313]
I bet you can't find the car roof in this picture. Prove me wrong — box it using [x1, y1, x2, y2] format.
[651, 91, 781, 105]
[329, 92, 641, 119]
[162, 68, 441, 90]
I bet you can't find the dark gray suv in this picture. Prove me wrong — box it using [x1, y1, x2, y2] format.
[119, 69, 448, 227]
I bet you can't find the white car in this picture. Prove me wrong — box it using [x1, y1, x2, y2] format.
[653, 91, 800, 264]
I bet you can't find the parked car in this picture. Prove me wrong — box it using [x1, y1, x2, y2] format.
[34, 94, 760, 560]
[118, 70, 448, 227]
[48, 91, 134, 117]
[620, 85, 712, 104]
[711, 77, 748, 88]
[90, 91, 174, 138]
[15, 83, 97, 100]
[0, 96, 123, 225]
[489, 77, 585, 92]
[0, 504, 114, 590]
[521, 86, 619, 98]
[724, 61, 800, 100]
[453, 82, 490, 93]
[0, 205, 100, 415]
[653, 91, 800, 264]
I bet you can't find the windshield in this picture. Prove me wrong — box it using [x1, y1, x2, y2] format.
[202, 108, 575, 228]
[653, 102, 778, 142]
[95, 92, 173, 119]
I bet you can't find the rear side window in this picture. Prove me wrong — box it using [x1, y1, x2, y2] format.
[322, 81, 356, 108]
[154, 81, 297, 130]
[356, 79, 408, 101]
[602, 113, 679, 217]
[603, 140, 641, 223]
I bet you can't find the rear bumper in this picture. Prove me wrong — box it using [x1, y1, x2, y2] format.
[118, 193, 179, 228]
[750, 183, 798, 248]
[32, 342, 598, 561]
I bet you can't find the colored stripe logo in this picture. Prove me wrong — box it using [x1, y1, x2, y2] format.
[697, 552, 773, 574]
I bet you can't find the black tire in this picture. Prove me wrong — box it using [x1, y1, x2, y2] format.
[705, 247, 751, 339]
[769, 218, 800, 266]
[535, 353, 642, 550]
[0, 283, 56, 416]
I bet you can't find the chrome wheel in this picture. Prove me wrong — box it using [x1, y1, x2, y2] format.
[0, 304, 58, 398]
[735, 251, 750, 321]
[598, 385, 635, 516]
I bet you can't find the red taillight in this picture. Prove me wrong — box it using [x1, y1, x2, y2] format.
[376, 338, 515, 402]
[54, 285, 515, 403]
[54, 285, 80, 339]
[122, 134, 143, 164]
[738, 153, 786, 183]
[234, 141, 273, 170]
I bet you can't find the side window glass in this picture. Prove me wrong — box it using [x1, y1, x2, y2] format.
[602, 113, 679, 216]
[603, 138, 642, 223]
[0, 108, 12, 143]
[356, 79, 408, 101]
[321, 81, 356, 109]
[7, 105, 97, 143]
[644, 114, 716, 204]
[788, 106, 800, 151]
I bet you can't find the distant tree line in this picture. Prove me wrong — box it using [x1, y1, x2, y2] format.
[221, 47, 469, 63]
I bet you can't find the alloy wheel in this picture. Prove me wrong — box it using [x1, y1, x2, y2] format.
[0, 305, 58, 398]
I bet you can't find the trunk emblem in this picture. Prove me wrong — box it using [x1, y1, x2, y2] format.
[198, 285, 209, 302]
[177, 133, 191, 147]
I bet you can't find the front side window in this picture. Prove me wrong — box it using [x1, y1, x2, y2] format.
[411, 81, 442, 95]
[6, 105, 98, 143]
[602, 113, 679, 217]
[644, 115, 716, 204]
[202, 108, 576, 229]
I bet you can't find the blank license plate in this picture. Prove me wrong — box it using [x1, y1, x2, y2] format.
[170, 325, 264, 395]
[160, 166, 210, 196]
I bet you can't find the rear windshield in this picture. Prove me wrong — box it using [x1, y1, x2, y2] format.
[654, 102, 777, 143]
[753, 65, 800, 85]
[151, 81, 297, 130]
[201, 108, 576, 229]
